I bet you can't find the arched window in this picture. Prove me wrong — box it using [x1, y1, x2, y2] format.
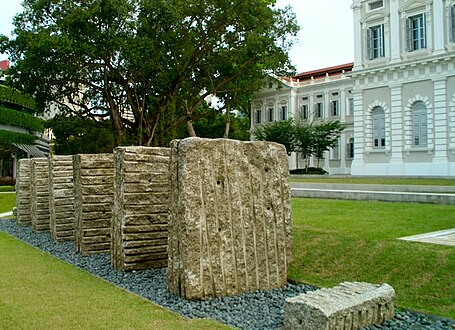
[413, 101, 427, 147]
[372, 107, 385, 148]
[347, 138, 354, 159]
[267, 105, 274, 122]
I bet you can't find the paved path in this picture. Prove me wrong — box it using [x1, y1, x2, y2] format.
[0, 211, 13, 218]
[398, 229, 455, 246]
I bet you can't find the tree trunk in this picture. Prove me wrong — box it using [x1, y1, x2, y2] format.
[187, 120, 197, 137]
[223, 101, 231, 138]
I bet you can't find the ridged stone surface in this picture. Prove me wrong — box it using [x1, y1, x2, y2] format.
[112, 146, 170, 272]
[284, 282, 396, 330]
[30, 158, 50, 232]
[73, 153, 114, 255]
[49, 155, 75, 241]
[16, 158, 32, 226]
[167, 138, 292, 300]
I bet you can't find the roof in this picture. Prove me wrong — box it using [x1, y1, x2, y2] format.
[292, 62, 354, 81]
[0, 60, 10, 71]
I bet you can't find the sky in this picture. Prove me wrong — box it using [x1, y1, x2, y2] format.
[0, 0, 354, 74]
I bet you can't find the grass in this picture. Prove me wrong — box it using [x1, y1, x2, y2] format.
[0, 193, 16, 214]
[290, 176, 455, 186]
[0, 232, 230, 330]
[0, 185, 15, 192]
[290, 198, 455, 319]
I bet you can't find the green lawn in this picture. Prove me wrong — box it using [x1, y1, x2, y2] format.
[0, 193, 16, 214]
[291, 177, 455, 186]
[0, 232, 230, 330]
[290, 198, 455, 319]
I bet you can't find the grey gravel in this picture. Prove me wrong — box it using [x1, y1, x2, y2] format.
[1, 218, 454, 330]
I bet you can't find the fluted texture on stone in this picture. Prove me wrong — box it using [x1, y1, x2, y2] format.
[73, 154, 114, 255]
[111, 147, 170, 271]
[49, 155, 75, 241]
[16, 159, 32, 226]
[167, 138, 292, 300]
[284, 282, 396, 330]
[30, 158, 50, 232]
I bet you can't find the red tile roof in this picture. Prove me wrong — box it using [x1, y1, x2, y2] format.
[292, 62, 354, 81]
[0, 60, 10, 71]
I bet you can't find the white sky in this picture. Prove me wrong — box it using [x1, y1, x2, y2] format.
[0, 0, 354, 74]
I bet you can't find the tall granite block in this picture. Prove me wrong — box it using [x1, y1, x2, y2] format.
[73, 153, 114, 255]
[16, 158, 32, 226]
[112, 147, 170, 271]
[30, 158, 50, 232]
[167, 138, 292, 300]
[284, 282, 396, 330]
[49, 155, 75, 241]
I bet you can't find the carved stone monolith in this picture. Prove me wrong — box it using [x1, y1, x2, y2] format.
[30, 158, 50, 232]
[167, 138, 292, 300]
[49, 155, 75, 241]
[111, 147, 170, 271]
[73, 153, 114, 255]
[16, 158, 32, 226]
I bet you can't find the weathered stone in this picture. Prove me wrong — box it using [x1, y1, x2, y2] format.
[284, 282, 396, 330]
[30, 158, 50, 232]
[49, 155, 75, 241]
[166, 138, 292, 300]
[73, 153, 114, 255]
[15, 159, 32, 226]
[111, 147, 170, 272]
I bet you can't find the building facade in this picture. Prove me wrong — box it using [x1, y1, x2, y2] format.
[252, 0, 455, 176]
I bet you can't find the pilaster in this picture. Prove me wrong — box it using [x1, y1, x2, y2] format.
[431, 78, 449, 173]
[389, 84, 404, 175]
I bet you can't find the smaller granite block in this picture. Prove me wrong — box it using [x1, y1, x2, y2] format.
[284, 282, 395, 330]
[111, 146, 170, 271]
[73, 153, 114, 255]
[49, 155, 75, 241]
[16, 159, 32, 226]
[30, 158, 50, 232]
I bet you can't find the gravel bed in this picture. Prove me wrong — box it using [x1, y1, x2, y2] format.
[1, 218, 453, 330]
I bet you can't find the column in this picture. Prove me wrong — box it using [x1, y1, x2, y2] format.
[432, 78, 449, 174]
[352, 1, 363, 70]
[390, 0, 401, 62]
[433, 0, 445, 54]
[389, 84, 404, 175]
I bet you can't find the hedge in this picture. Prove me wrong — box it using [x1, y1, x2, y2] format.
[0, 107, 44, 132]
[0, 129, 35, 147]
[0, 85, 36, 111]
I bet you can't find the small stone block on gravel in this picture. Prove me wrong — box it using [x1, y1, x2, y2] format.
[284, 282, 396, 330]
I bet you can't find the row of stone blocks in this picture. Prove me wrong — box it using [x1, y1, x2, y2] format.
[15, 138, 292, 300]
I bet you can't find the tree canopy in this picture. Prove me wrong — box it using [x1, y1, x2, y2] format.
[1, 0, 298, 146]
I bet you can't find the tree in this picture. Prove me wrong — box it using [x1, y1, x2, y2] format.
[1, 0, 298, 146]
[253, 119, 295, 155]
[253, 119, 345, 170]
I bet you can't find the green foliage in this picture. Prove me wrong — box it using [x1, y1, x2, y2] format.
[0, 107, 44, 132]
[0, 130, 35, 147]
[0, 186, 15, 192]
[253, 119, 345, 166]
[0, 85, 36, 111]
[253, 119, 295, 154]
[1, 0, 298, 145]
[47, 115, 115, 155]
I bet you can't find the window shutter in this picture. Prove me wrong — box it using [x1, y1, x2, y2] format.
[379, 24, 385, 57]
[406, 18, 413, 51]
[413, 112, 420, 146]
[367, 28, 374, 59]
[421, 13, 426, 49]
[451, 6, 455, 42]
[421, 112, 428, 146]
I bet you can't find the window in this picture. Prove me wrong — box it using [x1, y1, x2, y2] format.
[413, 102, 427, 147]
[300, 104, 309, 120]
[372, 107, 385, 148]
[331, 100, 339, 117]
[348, 98, 354, 115]
[268, 106, 274, 122]
[255, 109, 262, 124]
[406, 14, 426, 51]
[280, 105, 287, 121]
[315, 102, 323, 118]
[369, 0, 383, 11]
[367, 24, 385, 59]
[451, 6, 455, 42]
[347, 138, 354, 159]
[331, 140, 340, 160]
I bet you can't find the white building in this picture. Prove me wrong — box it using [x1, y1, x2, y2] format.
[252, 0, 455, 176]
